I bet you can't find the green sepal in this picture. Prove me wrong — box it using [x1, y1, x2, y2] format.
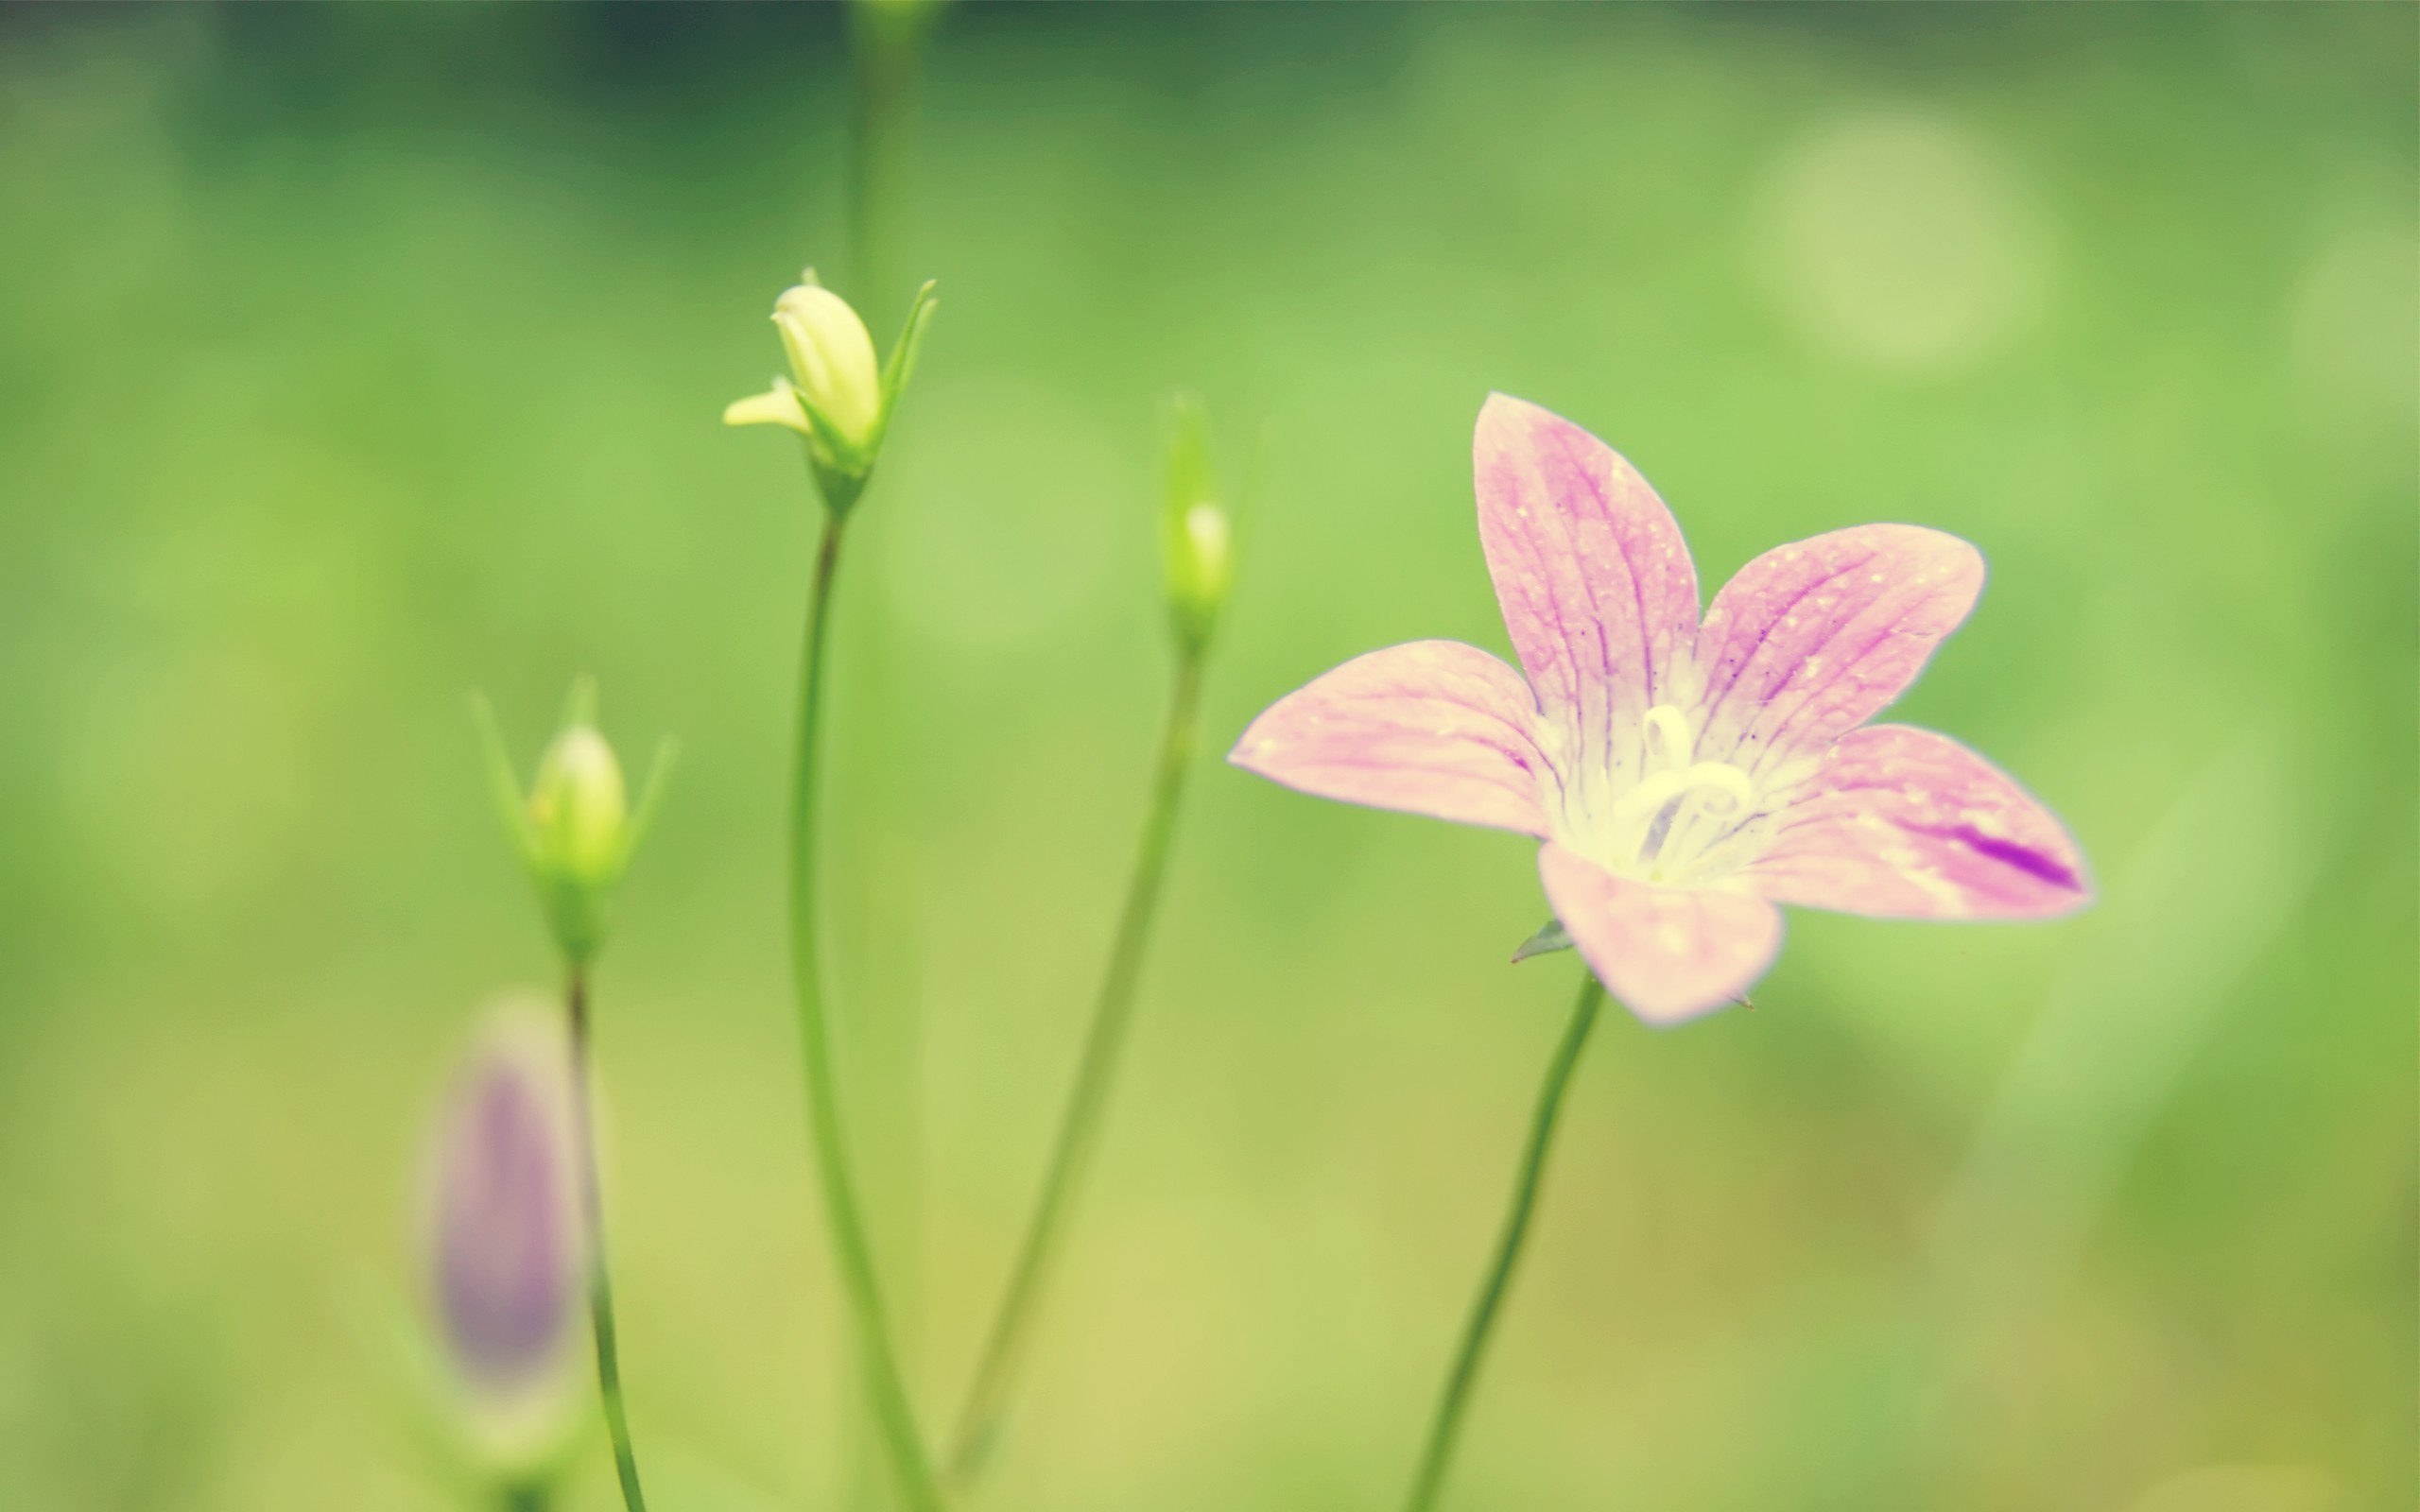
[618, 735, 679, 871]
[877, 279, 940, 437]
[1511, 918, 1573, 963]
[471, 694, 540, 868]
[558, 674, 598, 731]
[791, 398, 873, 492]
[807, 446, 870, 518]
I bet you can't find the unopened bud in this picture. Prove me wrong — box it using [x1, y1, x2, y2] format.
[1162, 397, 1235, 653]
[474, 681, 673, 968]
[528, 726, 627, 893]
[773, 283, 883, 461]
[726, 272, 938, 518]
[427, 1006, 581, 1394]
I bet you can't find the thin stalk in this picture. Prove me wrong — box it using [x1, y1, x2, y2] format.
[789, 514, 948, 1512]
[1402, 972, 1604, 1512]
[943, 654, 1208, 1487]
[846, 0, 927, 317]
[566, 964, 648, 1512]
[838, 26, 929, 1507]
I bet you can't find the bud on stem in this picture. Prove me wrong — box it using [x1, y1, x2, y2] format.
[474, 679, 674, 967]
[1161, 395, 1236, 657]
[723, 270, 939, 517]
[429, 1005, 582, 1395]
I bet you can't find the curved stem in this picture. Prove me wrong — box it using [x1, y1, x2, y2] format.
[1402, 971, 1604, 1512]
[789, 514, 948, 1512]
[566, 965, 648, 1512]
[944, 654, 1207, 1488]
[838, 25, 928, 1500]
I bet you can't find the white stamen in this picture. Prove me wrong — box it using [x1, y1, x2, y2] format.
[1641, 704, 1693, 771]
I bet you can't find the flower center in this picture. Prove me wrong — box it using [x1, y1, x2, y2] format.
[1558, 703, 1776, 886]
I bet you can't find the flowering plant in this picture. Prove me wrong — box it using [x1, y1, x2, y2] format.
[1235, 393, 2089, 1022]
[1231, 394, 2088, 1507]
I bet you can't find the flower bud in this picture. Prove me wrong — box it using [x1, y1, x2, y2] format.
[726, 272, 938, 518]
[528, 725, 627, 894]
[474, 681, 673, 968]
[773, 282, 883, 462]
[426, 1007, 582, 1394]
[1162, 397, 1236, 654]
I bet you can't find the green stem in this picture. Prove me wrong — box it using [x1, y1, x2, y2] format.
[789, 513, 948, 1512]
[839, 26, 929, 1505]
[846, 0, 930, 316]
[566, 964, 648, 1512]
[1402, 971, 1604, 1512]
[943, 654, 1208, 1488]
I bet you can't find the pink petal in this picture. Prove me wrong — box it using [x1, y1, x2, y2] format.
[1694, 524, 1983, 775]
[1539, 842, 1783, 1024]
[1229, 640, 1554, 837]
[1474, 394, 1700, 768]
[1743, 725, 2092, 919]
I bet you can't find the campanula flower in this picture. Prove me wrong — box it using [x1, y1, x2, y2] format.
[1232, 394, 2089, 1023]
[426, 1008, 582, 1392]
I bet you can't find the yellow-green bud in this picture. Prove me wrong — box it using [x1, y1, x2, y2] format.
[1168, 502, 1234, 648]
[773, 284, 883, 462]
[527, 725, 628, 892]
[726, 274, 938, 521]
[475, 682, 672, 969]
[1162, 397, 1235, 654]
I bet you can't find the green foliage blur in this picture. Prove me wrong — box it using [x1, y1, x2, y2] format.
[0, 6, 2410, 1510]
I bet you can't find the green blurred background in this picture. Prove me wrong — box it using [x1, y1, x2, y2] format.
[1, 5, 2411, 1509]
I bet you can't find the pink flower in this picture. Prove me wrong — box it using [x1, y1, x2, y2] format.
[1231, 395, 2090, 1024]
[426, 1008, 583, 1392]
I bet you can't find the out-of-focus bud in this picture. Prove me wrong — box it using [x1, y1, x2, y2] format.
[412, 1003, 587, 1485]
[528, 726, 627, 895]
[725, 270, 939, 517]
[1161, 396, 1236, 656]
[475, 679, 673, 967]
[426, 1005, 582, 1395]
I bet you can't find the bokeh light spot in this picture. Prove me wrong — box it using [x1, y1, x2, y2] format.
[1752, 111, 2049, 373]
[2288, 221, 2420, 441]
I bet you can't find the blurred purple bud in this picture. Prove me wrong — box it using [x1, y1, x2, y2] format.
[426, 1009, 582, 1391]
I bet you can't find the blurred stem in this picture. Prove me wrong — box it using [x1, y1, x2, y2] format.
[499, 1481, 552, 1512]
[1402, 972, 1603, 1512]
[944, 651, 1209, 1489]
[789, 512, 948, 1512]
[841, 20, 932, 1507]
[846, 0, 931, 316]
[566, 964, 649, 1512]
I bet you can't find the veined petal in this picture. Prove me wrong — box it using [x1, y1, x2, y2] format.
[1694, 524, 1982, 775]
[1229, 640, 1554, 837]
[1744, 725, 2091, 919]
[1539, 843, 1781, 1024]
[1474, 395, 1700, 772]
[723, 383, 812, 433]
